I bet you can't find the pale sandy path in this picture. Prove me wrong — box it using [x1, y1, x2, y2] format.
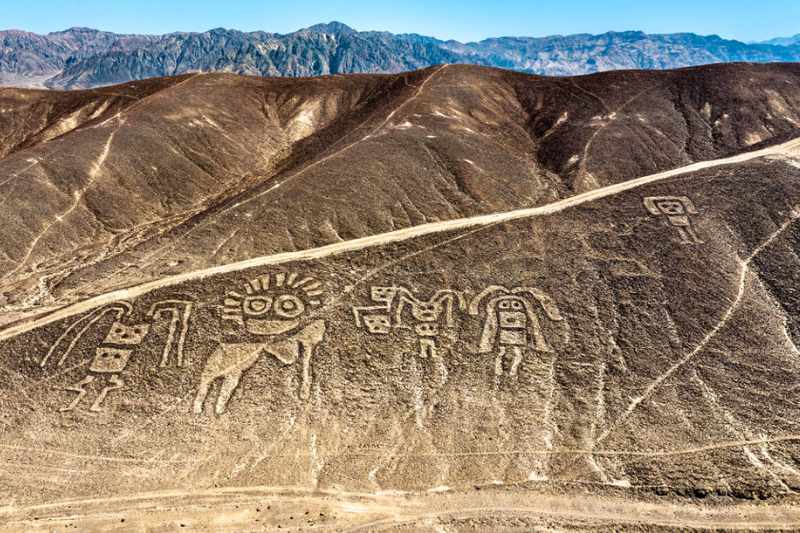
[1, 136, 799, 342]
[3, 486, 800, 531]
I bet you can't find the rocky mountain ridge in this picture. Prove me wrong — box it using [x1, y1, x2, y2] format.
[761, 34, 800, 46]
[2, 23, 800, 88]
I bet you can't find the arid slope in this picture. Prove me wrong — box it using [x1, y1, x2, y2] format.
[2, 140, 800, 530]
[2, 64, 800, 531]
[2, 63, 800, 323]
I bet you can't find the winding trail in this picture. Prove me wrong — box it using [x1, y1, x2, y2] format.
[0, 73, 205, 285]
[218, 66, 450, 212]
[1, 135, 799, 342]
[79, 66, 454, 293]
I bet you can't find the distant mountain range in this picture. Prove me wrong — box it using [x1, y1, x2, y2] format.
[760, 34, 800, 47]
[2, 22, 800, 89]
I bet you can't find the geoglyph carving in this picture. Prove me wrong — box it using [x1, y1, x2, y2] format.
[41, 300, 194, 413]
[193, 272, 327, 416]
[353, 284, 568, 377]
[643, 196, 703, 244]
[61, 322, 150, 412]
[41, 302, 134, 369]
[147, 300, 194, 367]
[41, 276, 565, 414]
[353, 286, 464, 359]
[469, 286, 566, 376]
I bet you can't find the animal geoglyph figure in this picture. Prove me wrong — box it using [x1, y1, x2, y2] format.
[193, 272, 326, 415]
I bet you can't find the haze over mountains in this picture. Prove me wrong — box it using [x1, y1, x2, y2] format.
[3, 22, 800, 89]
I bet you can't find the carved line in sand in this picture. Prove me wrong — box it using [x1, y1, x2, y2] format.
[644, 196, 703, 244]
[41, 300, 194, 413]
[41, 302, 134, 369]
[193, 272, 327, 416]
[354, 285, 567, 376]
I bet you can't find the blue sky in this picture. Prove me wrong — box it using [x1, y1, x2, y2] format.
[5, 0, 799, 42]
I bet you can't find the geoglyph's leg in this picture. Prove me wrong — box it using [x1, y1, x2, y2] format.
[292, 320, 326, 401]
[686, 226, 703, 244]
[509, 346, 524, 376]
[193, 345, 226, 414]
[299, 342, 311, 401]
[193, 377, 215, 414]
[419, 338, 436, 359]
[90, 375, 124, 412]
[215, 371, 244, 415]
[495, 346, 506, 376]
[60, 375, 95, 412]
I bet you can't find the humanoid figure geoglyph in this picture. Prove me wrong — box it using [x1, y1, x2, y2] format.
[469, 286, 565, 376]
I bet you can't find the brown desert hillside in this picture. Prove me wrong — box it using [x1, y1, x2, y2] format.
[2, 63, 800, 323]
[2, 136, 800, 530]
[2, 63, 800, 531]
